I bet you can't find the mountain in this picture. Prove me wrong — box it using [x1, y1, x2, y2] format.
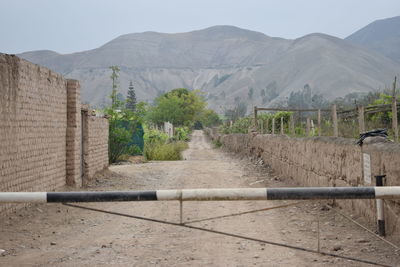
[18, 25, 400, 112]
[346, 16, 400, 63]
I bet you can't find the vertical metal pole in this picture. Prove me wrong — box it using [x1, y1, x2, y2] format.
[317, 109, 321, 136]
[332, 104, 338, 137]
[375, 175, 386, 236]
[392, 77, 398, 142]
[317, 205, 321, 253]
[280, 117, 284, 135]
[180, 199, 183, 225]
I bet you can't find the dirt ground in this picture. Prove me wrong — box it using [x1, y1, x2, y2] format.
[1, 130, 400, 266]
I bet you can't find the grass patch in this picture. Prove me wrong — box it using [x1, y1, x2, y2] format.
[144, 141, 188, 160]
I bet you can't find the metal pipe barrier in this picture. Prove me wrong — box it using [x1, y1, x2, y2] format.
[1, 186, 400, 203]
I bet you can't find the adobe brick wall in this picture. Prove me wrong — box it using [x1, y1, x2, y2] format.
[0, 54, 67, 213]
[206, 129, 400, 237]
[66, 80, 82, 187]
[0, 54, 109, 214]
[82, 112, 109, 183]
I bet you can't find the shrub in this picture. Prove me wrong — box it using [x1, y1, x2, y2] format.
[144, 141, 188, 160]
[174, 126, 190, 141]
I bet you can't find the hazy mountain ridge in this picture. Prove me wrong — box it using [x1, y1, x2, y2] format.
[346, 16, 400, 63]
[18, 25, 400, 112]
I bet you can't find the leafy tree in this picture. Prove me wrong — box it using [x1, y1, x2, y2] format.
[367, 93, 397, 124]
[105, 67, 147, 163]
[126, 81, 137, 112]
[201, 109, 222, 127]
[147, 88, 206, 127]
[109, 65, 120, 108]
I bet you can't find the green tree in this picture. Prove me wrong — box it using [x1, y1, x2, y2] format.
[126, 81, 137, 112]
[109, 65, 120, 108]
[201, 109, 222, 127]
[147, 88, 206, 127]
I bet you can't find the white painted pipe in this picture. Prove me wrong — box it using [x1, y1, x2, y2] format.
[1, 187, 400, 203]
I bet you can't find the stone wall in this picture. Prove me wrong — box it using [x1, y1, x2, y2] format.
[0, 54, 109, 214]
[82, 111, 109, 184]
[207, 129, 400, 237]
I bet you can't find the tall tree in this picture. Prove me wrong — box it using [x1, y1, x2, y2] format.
[109, 65, 120, 108]
[147, 88, 206, 126]
[126, 81, 137, 111]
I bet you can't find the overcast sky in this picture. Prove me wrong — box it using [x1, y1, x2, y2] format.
[1, 0, 399, 54]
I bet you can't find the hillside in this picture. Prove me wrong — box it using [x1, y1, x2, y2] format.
[19, 25, 400, 112]
[346, 16, 400, 63]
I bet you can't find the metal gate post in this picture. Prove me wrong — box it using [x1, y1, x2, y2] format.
[375, 175, 386, 236]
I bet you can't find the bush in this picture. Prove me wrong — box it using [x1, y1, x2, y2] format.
[108, 119, 141, 163]
[174, 126, 190, 141]
[144, 141, 188, 160]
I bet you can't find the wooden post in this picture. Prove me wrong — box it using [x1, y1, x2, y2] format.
[358, 105, 365, 134]
[317, 109, 321, 136]
[272, 118, 275, 135]
[392, 77, 398, 142]
[254, 106, 258, 128]
[306, 117, 311, 136]
[266, 118, 269, 134]
[332, 104, 338, 137]
[311, 119, 315, 135]
[280, 117, 284, 135]
[290, 113, 295, 135]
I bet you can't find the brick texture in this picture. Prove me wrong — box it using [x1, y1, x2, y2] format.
[0, 54, 109, 215]
[82, 113, 109, 183]
[66, 80, 81, 187]
[0, 54, 67, 213]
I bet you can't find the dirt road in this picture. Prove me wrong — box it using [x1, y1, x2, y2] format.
[0, 130, 399, 266]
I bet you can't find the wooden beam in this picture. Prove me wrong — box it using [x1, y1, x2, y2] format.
[358, 105, 365, 134]
[317, 109, 321, 136]
[256, 107, 330, 112]
[332, 104, 338, 137]
[392, 77, 398, 142]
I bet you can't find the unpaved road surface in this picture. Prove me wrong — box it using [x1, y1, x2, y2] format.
[1, 130, 399, 266]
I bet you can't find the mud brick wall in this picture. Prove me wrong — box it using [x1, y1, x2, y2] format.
[82, 113, 109, 183]
[66, 80, 82, 187]
[0, 54, 109, 214]
[0, 54, 67, 213]
[214, 132, 400, 237]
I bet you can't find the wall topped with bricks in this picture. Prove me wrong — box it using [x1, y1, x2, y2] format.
[206, 129, 400, 238]
[0, 54, 109, 214]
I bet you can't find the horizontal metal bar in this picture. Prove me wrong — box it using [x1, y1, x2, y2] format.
[1, 187, 400, 203]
